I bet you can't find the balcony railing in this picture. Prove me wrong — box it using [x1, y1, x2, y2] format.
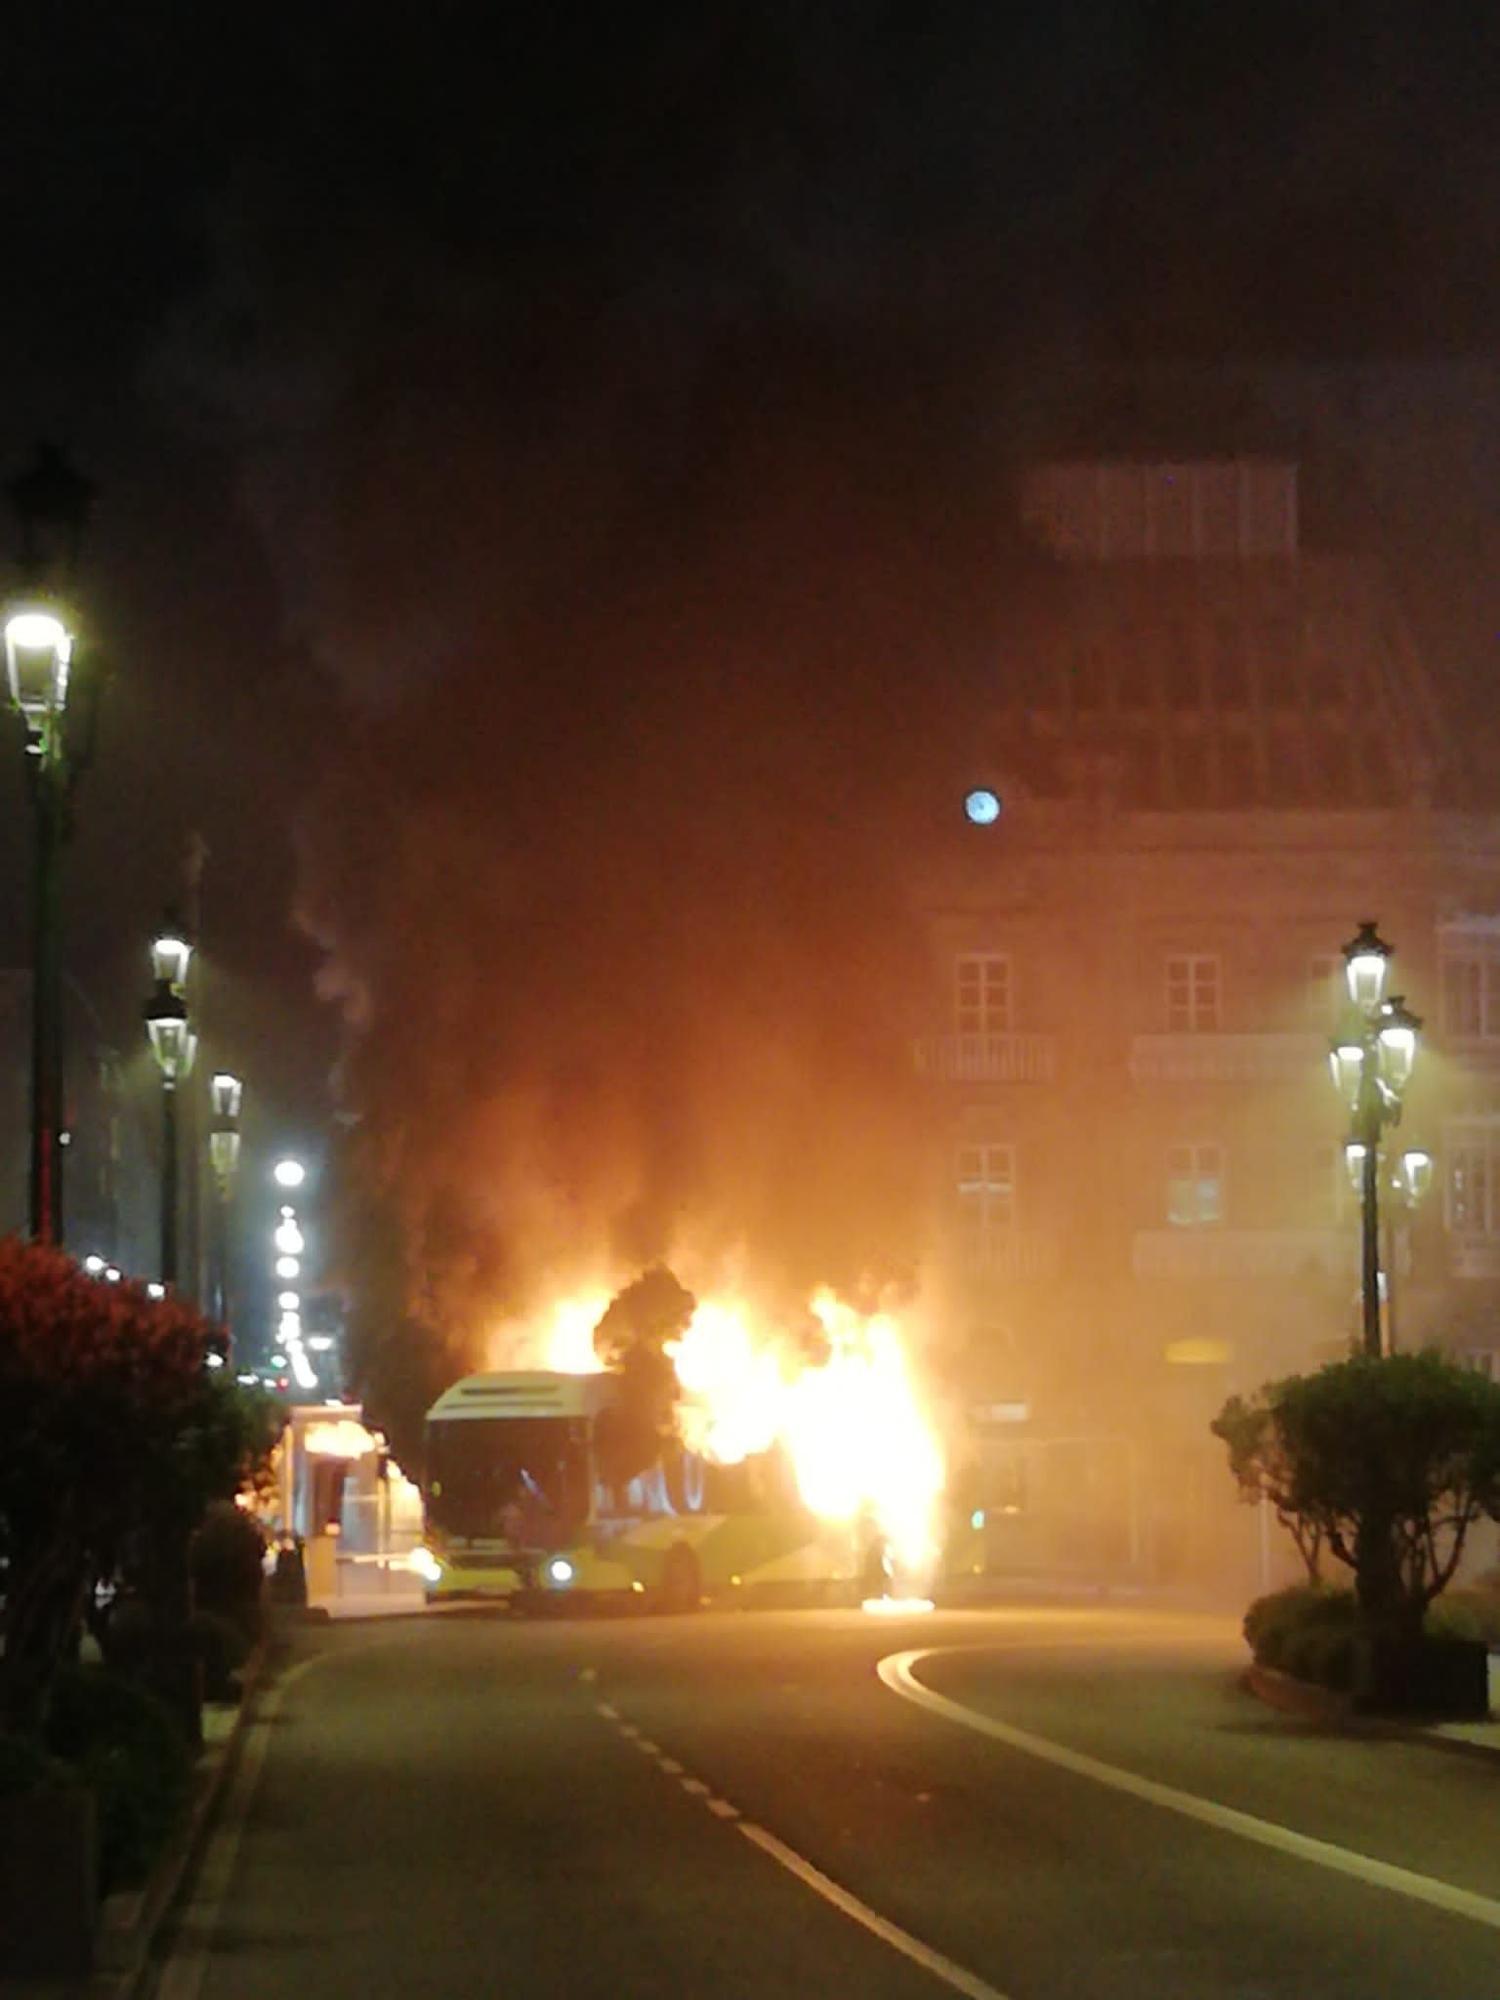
[1129, 1032, 1323, 1086]
[1132, 1228, 1356, 1281]
[953, 1230, 1062, 1279]
[914, 1033, 1057, 1083]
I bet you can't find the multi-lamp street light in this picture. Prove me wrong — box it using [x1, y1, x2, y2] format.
[144, 917, 196, 1288]
[1328, 921, 1429, 1356]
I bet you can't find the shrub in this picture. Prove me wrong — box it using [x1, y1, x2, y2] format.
[186, 1610, 251, 1701]
[1425, 1590, 1500, 1645]
[97, 1597, 156, 1679]
[1282, 1623, 1356, 1693]
[0, 1730, 74, 1800]
[190, 1502, 268, 1644]
[44, 1668, 190, 1893]
[1244, 1584, 1357, 1672]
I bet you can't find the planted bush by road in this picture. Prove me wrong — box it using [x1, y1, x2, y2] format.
[45, 1667, 190, 1894]
[1244, 1585, 1358, 1689]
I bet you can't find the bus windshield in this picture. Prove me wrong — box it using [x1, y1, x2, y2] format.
[426, 1416, 592, 1544]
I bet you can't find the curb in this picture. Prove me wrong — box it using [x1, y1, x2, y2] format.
[88, 1638, 274, 2000]
[1243, 1663, 1500, 1768]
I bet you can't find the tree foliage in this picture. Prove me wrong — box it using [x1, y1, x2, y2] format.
[1213, 1351, 1500, 1644]
[0, 1239, 279, 1734]
[593, 1266, 696, 1492]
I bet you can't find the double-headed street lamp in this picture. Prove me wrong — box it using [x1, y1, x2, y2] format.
[3, 445, 94, 1245]
[144, 919, 196, 1288]
[208, 1071, 245, 1330]
[1328, 921, 1429, 1356]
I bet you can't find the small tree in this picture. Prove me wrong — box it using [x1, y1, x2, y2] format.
[1212, 1350, 1500, 1647]
[1213, 1393, 1325, 1582]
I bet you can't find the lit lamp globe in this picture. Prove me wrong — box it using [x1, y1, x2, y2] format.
[273, 1157, 306, 1190]
[150, 922, 193, 994]
[4, 607, 73, 731]
[1376, 996, 1421, 1094]
[210, 1072, 244, 1122]
[144, 989, 195, 1085]
[1341, 920, 1392, 1012]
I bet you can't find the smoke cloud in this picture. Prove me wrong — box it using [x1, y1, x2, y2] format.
[165, 18, 1061, 1445]
[173, 10, 1500, 1446]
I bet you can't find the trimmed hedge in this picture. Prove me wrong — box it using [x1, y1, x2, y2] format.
[1243, 1585, 1357, 1679]
[186, 1608, 251, 1701]
[1425, 1588, 1500, 1646]
[1246, 1579, 1499, 1697]
[0, 1730, 76, 1800]
[191, 1501, 267, 1645]
[44, 1668, 190, 1892]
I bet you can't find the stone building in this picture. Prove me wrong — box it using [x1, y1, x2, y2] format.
[917, 455, 1500, 1590]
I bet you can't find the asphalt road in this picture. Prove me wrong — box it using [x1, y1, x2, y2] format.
[152, 1603, 1500, 2000]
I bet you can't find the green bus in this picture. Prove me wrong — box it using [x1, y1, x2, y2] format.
[413, 1369, 883, 1610]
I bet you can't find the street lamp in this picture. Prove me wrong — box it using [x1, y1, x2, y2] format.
[208, 1071, 244, 1331]
[4, 445, 94, 1245]
[145, 918, 197, 1288]
[1329, 922, 1426, 1356]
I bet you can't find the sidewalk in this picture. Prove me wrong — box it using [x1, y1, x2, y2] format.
[310, 1553, 427, 1621]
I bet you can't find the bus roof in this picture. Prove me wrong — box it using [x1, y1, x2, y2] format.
[425, 1370, 616, 1423]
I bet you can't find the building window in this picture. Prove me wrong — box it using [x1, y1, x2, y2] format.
[1447, 1132, 1499, 1236]
[1167, 1143, 1224, 1227]
[956, 954, 1011, 1035]
[957, 1143, 1015, 1237]
[1441, 956, 1500, 1040]
[1166, 955, 1219, 1032]
[1310, 1142, 1352, 1226]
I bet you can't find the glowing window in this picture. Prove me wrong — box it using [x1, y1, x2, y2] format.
[1442, 956, 1500, 1040]
[1167, 1143, 1223, 1228]
[1166, 955, 1219, 1033]
[1446, 1133, 1498, 1237]
[956, 955, 1011, 1036]
[957, 1143, 1015, 1235]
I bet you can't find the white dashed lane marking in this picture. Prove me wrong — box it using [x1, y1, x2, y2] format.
[591, 1692, 1008, 2000]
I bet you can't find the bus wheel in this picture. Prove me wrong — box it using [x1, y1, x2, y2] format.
[659, 1543, 702, 1615]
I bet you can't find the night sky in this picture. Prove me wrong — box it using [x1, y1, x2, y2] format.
[3, 7, 1499, 1391]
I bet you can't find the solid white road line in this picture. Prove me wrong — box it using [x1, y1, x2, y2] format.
[878, 1648, 1500, 1936]
[737, 1821, 1010, 2000]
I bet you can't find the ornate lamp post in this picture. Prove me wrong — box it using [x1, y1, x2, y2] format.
[144, 919, 196, 1288]
[208, 1071, 244, 1331]
[1329, 922, 1425, 1357]
[3, 445, 94, 1244]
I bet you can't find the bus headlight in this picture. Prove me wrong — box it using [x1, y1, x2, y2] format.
[410, 1546, 443, 1586]
[546, 1557, 575, 1587]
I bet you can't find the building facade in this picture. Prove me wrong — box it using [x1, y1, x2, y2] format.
[919, 457, 1500, 1590]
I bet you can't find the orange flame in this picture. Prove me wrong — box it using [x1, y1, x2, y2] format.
[501, 1280, 946, 1590]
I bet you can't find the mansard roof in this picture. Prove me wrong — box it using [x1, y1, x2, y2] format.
[984, 460, 1455, 812]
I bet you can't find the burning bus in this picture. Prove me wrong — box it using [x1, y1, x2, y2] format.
[412, 1277, 953, 1610]
[412, 1368, 874, 1609]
